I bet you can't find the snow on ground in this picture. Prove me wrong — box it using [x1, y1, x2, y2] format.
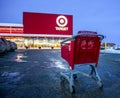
[100, 49, 120, 54]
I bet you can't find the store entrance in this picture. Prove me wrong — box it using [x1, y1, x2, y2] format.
[3, 36, 65, 49]
[24, 38, 33, 48]
[24, 37, 61, 49]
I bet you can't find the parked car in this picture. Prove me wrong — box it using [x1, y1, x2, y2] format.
[0, 38, 11, 52]
[12, 42, 17, 50]
[100, 46, 105, 50]
[0, 38, 6, 53]
[8, 41, 17, 51]
[115, 47, 120, 50]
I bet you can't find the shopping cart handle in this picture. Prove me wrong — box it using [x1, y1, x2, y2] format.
[98, 34, 104, 41]
[75, 33, 104, 40]
[61, 34, 104, 45]
[60, 37, 74, 45]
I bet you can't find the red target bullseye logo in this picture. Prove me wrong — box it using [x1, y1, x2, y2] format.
[56, 15, 68, 27]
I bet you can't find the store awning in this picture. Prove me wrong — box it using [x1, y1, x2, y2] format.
[0, 33, 72, 38]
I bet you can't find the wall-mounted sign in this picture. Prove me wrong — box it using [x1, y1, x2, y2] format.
[23, 12, 73, 35]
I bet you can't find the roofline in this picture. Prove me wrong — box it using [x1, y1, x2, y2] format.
[0, 33, 72, 38]
[0, 23, 23, 27]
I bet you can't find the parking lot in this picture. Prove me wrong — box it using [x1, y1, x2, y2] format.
[0, 49, 120, 98]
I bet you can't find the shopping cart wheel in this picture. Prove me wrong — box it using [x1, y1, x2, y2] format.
[100, 84, 103, 89]
[96, 80, 103, 89]
[70, 85, 75, 93]
[99, 81, 104, 88]
[60, 76, 65, 81]
[73, 74, 77, 79]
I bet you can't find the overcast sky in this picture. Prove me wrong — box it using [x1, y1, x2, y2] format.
[0, 0, 120, 45]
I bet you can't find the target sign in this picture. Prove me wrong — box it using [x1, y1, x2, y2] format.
[56, 15, 68, 27]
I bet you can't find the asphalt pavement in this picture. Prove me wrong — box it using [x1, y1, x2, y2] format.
[0, 49, 120, 98]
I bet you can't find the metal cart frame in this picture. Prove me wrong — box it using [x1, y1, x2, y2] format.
[60, 32, 104, 93]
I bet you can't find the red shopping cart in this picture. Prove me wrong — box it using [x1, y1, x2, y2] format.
[60, 31, 104, 93]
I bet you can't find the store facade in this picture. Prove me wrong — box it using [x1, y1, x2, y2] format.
[0, 12, 73, 49]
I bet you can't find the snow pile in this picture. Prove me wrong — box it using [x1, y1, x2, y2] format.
[100, 49, 120, 54]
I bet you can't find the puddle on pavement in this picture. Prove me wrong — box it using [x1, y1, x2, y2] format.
[1, 72, 20, 77]
[0, 53, 27, 62]
[1, 72, 24, 84]
[49, 58, 68, 70]
[54, 62, 68, 70]
[15, 54, 27, 62]
[37, 61, 68, 70]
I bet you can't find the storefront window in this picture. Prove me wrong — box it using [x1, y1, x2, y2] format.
[1, 36, 68, 49]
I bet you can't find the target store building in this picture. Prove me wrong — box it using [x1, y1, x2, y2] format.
[0, 12, 73, 49]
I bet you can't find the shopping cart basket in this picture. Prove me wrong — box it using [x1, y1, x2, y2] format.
[60, 31, 104, 93]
